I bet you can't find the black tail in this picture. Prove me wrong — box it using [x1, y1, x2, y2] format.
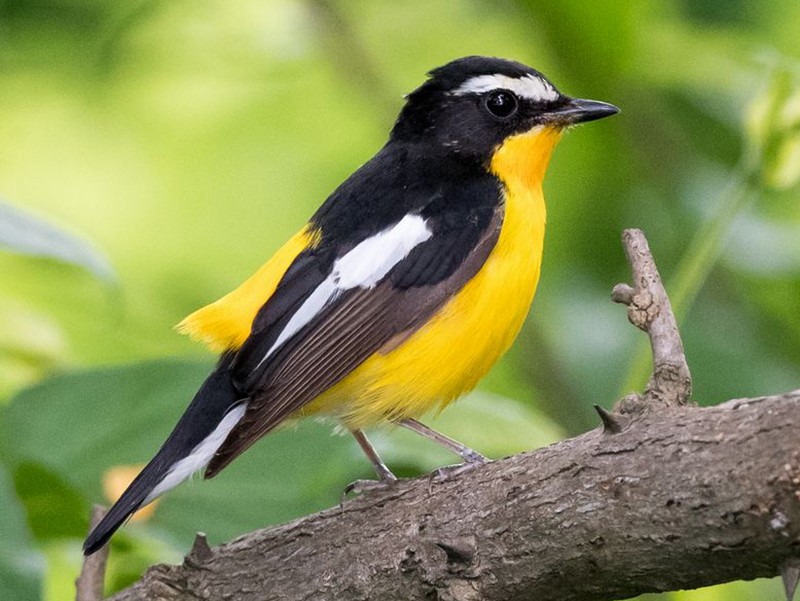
[83, 360, 243, 555]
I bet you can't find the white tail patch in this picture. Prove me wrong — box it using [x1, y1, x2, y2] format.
[253, 214, 432, 370]
[144, 402, 248, 503]
[452, 73, 558, 102]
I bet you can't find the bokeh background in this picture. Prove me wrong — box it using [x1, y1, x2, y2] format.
[2, 1, 799, 599]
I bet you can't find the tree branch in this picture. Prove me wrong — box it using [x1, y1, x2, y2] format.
[104, 230, 800, 601]
[76, 505, 109, 601]
[612, 228, 692, 408]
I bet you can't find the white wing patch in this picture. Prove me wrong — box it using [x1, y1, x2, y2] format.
[254, 214, 432, 370]
[334, 213, 433, 288]
[144, 402, 248, 503]
[452, 73, 559, 102]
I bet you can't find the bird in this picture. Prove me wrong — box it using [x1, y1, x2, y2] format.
[83, 55, 618, 555]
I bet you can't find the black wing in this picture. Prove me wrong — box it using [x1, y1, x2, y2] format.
[205, 192, 503, 477]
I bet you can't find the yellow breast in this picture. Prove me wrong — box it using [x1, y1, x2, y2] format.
[308, 126, 563, 427]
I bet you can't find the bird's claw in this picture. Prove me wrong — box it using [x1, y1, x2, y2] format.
[429, 455, 490, 484]
[340, 475, 398, 504]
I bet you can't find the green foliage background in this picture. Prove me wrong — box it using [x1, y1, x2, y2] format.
[1, 1, 799, 599]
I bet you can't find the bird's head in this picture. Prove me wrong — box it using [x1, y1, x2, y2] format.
[392, 56, 618, 181]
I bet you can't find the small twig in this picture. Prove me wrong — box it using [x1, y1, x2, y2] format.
[782, 557, 800, 601]
[76, 505, 109, 601]
[185, 532, 213, 568]
[593, 404, 628, 434]
[612, 229, 692, 408]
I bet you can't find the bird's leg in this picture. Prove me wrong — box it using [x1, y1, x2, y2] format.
[397, 418, 488, 479]
[342, 428, 397, 500]
[350, 428, 397, 482]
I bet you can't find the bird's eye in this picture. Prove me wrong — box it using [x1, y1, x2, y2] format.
[484, 90, 518, 119]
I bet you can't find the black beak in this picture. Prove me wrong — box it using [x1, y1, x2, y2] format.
[543, 97, 620, 125]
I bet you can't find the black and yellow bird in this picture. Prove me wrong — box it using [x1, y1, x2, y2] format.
[83, 56, 618, 554]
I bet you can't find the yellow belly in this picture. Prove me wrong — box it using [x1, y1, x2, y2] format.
[306, 126, 561, 427]
[306, 189, 544, 427]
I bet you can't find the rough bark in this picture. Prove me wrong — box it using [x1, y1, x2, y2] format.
[85, 229, 800, 600]
[108, 392, 800, 601]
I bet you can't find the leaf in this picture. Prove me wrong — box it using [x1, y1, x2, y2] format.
[0, 299, 67, 402]
[744, 66, 800, 190]
[769, 131, 800, 189]
[0, 200, 115, 281]
[12, 462, 88, 542]
[0, 465, 43, 601]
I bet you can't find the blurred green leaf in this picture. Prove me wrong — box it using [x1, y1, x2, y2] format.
[0, 200, 115, 281]
[12, 462, 88, 542]
[742, 62, 800, 190]
[769, 131, 800, 189]
[0, 299, 67, 402]
[0, 465, 43, 601]
[42, 542, 82, 601]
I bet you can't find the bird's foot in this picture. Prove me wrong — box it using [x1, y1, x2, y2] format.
[341, 474, 398, 504]
[430, 452, 490, 482]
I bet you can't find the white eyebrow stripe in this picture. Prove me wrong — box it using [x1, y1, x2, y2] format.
[252, 213, 433, 371]
[451, 73, 559, 102]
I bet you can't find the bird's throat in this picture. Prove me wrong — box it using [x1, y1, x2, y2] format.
[489, 125, 563, 190]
